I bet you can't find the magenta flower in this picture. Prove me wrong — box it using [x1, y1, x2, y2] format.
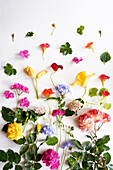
[20, 97, 30, 107]
[11, 83, 29, 94]
[42, 149, 60, 170]
[20, 50, 30, 59]
[4, 91, 14, 99]
[52, 109, 65, 117]
[73, 57, 83, 64]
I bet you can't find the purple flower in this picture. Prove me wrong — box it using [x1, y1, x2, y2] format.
[73, 57, 83, 64]
[56, 84, 71, 96]
[40, 125, 55, 136]
[20, 50, 30, 59]
[62, 141, 73, 149]
[20, 97, 30, 107]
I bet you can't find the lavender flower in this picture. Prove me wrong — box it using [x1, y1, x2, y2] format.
[56, 84, 71, 96]
[40, 125, 55, 136]
[62, 141, 73, 149]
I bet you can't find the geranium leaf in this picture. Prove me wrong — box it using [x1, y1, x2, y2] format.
[60, 42, 73, 55]
[4, 63, 17, 76]
[77, 25, 84, 35]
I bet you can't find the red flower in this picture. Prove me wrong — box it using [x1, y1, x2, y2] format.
[41, 43, 50, 48]
[102, 112, 111, 123]
[51, 63, 63, 71]
[79, 113, 93, 132]
[102, 91, 110, 97]
[88, 109, 103, 123]
[99, 74, 110, 86]
[42, 88, 54, 97]
[85, 42, 94, 52]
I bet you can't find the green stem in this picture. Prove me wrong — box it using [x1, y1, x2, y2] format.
[22, 116, 28, 133]
[50, 72, 56, 88]
[49, 101, 53, 126]
[82, 87, 87, 98]
[57, 124, 61, 152]
[35, 78, 39, 99]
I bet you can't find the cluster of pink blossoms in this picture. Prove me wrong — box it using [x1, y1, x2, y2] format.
[20, 50, 30, 59]
[52, 109, 65, 117]
[42, 149, 60, 170]
[79, 109, 111, 132]
[20, 97, 30, 107]
[4, 91, 14, 99]
[11, 83, 29, 94]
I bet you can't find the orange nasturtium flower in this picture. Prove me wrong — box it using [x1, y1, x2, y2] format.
[40, 43, 50, 60]
[42, 88, 55, 97]
[85, 42, 94, 52]
[72, 71, 95, 97]
[7, 123, 23, 140]
[25, 66, 48, 99]
[99, 74, 110, 87]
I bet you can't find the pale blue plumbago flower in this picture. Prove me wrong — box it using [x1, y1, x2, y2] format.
[62, 141, 73, 149]
[40, 125, 55, 136]
[56, 84, 71, 96]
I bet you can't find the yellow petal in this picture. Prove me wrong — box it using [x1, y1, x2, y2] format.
[25, 66, 36, 78]
[36, 70, 48, 78]
[37, 125, 42, 133]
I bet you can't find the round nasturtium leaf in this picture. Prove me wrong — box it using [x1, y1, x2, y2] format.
[100, 52, 111, 64]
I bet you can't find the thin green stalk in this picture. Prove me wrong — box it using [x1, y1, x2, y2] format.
[35, 78, 39, 99]
[49, 101, 53, 126]
[57, 125, 61, 152]
[50, 72, 56, 87]
[82, 87, 87, 98]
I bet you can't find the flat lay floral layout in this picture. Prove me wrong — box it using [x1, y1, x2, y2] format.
[0, 23, 113, 170]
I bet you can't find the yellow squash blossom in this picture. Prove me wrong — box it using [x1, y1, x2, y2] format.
[25, 66, 36, 78]
[7, 123, 23, 140]
[72, 71, 95, 88]
[36, 70, 48, 78]
[37, 124, 43, 133]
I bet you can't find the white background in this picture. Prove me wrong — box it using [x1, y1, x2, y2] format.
[0, 0, 113, 169]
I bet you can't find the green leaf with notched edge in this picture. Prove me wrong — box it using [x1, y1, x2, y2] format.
[0, 150, 7, 162]
[1, 106, 15, 123]
[89, 88, 98, 97]
[46, 136, 58, 146]
[103, 152, 111, 164]
[26, 31, 34, 37]
[60, 42, 73, 55]
[72, 139, 84, 150]
[4, 63, 17, 76]
[20, 144, 29, 155]
[77, 25, 84, 35]
[100, 52, 111, 64]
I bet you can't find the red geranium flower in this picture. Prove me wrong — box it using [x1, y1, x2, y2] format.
[51, 63, 63, 71]
[42, 88, 54, 97]
[85, 42, 94, 52]
[40, 43, 50, 59]
[99, 74, 110, 86]
[102, 91, 110, 97]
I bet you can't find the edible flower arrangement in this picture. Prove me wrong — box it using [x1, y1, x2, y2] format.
[0, 24, 112, 170]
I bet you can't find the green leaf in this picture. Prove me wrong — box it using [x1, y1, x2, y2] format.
[103, 145, 110, 151]
[100, 52, 111, 64]
[85, 141, 92, 151]
[24, 162, 32, 168]
[46, 136, 58, 146]
[27, 133, 36, 144]
[2, 123, 10, 132]
[96, 138, 103, 146]
[72, 139, 84, 150]
[0, 150, 7, 162]
[103, 152, 111, 164]
[46, 97, 62, 104]
[89, 88, 98, 97]
[25, 151, 33, 161]
[3, 162, 13, 170]
[104, 103, 111, 110]
[1, 106, 15, 122]
[7, 149, 15, 162]
[60, 42, 73, 55]
[102, 135, 110, 144]
[34, 163, 42, 169]
[14, 152, 21, 164]
[86, 135, 92, 140]
[71, 151, 82, 159]
[4, 63, 17, 76]
[109, 164, 113, 170]
[65, 109, 75, 117]
[15, 165, 23, 170]
[26, 31, 34, 37]
[36, 154, 42, 162]
[77, 25, 84, 35]
[68, 156, 77, 167]
[99, 88, 108, 96]
[13, 137, 26, 145]
[20, 144, 29, 155]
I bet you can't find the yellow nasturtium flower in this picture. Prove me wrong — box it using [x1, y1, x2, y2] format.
[37, 124, 43, 133]
[25, 66, 36, 78]
[72, 71, 95, 88]
[36, 70, 48, 78]
[7, 123, 23, 140]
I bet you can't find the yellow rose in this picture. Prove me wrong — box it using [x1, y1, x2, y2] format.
[36, 70, 48, 78]
[25, 66, 36, 78]
[37, 124, 42, 133]
[7, 123, 23, 140]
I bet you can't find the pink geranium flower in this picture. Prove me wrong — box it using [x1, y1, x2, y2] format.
[20, 50, 30, 59]
[20, 97, 30, 107]
[4, 91, 14, 99]
[52, 109, 65, 117]
[73, 57, 83, 64]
